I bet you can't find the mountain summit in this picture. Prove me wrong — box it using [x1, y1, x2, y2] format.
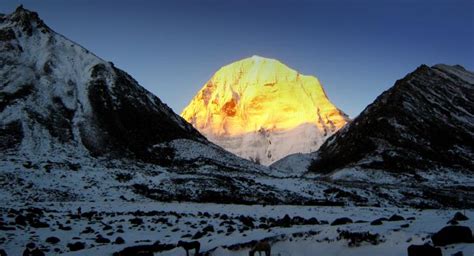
[181, 56, 349, 165]
[309, 64, 474, 174]
[0, 5, 205, 164]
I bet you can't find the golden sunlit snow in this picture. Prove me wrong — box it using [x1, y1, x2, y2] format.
[181, 55, 348, 165]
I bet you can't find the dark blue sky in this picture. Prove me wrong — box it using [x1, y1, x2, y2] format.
[1, 0, 473, 117]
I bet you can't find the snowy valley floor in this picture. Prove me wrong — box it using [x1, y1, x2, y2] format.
[0, 202, 473, 256]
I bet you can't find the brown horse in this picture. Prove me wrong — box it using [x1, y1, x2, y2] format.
[177, 241, 200, 256]
[249, 241, 271, 256]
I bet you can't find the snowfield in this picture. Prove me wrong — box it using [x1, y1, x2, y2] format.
[0, 201, 472, 256]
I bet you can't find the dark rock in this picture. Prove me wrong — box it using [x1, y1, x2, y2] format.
[338, 230, 382, 246]
[388, 214, 405, 221]
[115, 237, 125, 244]
[202, 225, 214, 233]
[370, 219, 383, 226]
[306, 217, 319, 225]
[238, 215, 255, 228]
[58, 224, 72, 231]
[15, 215, 27, 226]
[95, 235, 110, 244]
[45, 236, 60, 244]
[192, 231, 206, 240]
[452, 212, 468, 221]
[129, 217, 143, 225]
[432, 226, 473, 246]
[81, 226, 94, 234]
[67, 242, 85, 251]
[401, 223, 410, 228]
[452, 251, 463, 256]
[29, 219, 49, 228]
[331, 217, 353, 226]
[227, 226, 236, 233]
[407, 244, 442, 256]
[291, 216, 306, 225]
[0, 249, 6, 256]
[30, 248, 45, 256]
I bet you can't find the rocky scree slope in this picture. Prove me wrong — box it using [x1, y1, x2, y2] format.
[309, 64, 474, 174]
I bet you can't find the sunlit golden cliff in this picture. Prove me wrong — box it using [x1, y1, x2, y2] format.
[181, 55, 349, 165]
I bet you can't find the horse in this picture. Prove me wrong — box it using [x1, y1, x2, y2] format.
[249, 241, 271, 256]
[177, 240, 200, 256]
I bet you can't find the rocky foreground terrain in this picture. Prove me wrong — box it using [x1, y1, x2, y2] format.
[0, 202, 473, 255]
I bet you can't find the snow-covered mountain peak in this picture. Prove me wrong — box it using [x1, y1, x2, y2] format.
[181, 56, 349, 165]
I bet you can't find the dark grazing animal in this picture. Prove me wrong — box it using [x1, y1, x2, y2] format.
[249, 241, 271, 256]
[177, 241, 200, 256]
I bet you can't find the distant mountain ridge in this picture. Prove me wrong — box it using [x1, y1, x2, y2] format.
[308, 64, 474, 173]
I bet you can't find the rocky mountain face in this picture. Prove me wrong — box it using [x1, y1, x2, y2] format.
[181, 56, 348, 165]
[309, 64, 474, 174]
[0, 6, 206, 165]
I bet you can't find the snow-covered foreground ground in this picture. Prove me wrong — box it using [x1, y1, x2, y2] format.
[0, 202, 472, 255]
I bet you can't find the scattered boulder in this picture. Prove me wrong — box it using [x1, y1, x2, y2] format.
[30, 248, 45, 256]
[192, 231, 206, 240]
[453, 212, 469, 221]
[371, 219, 383, 226]
[388, 214, 405, 221]
[45, 236, 60, 244]
[95, 235, 110, 244]
[370, 218, 386, 226]
[29, 219, 49, 228]
[81, 226, 94, 234]
[432, 226, 473, 246]
[67, 242, 86, 251]
[331, 217, 353, 226]
[238, 216, 255, 228]
[306, 217, 319, 225]
[407, 244, 442, 256]
[129, 217, 144, 225]
[58, 224, 72, 231]
[115, 237, 125, 244]
[15, 215, 27, 226]
[202, 225, 214, 233]
[338, 230, 382, 246]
